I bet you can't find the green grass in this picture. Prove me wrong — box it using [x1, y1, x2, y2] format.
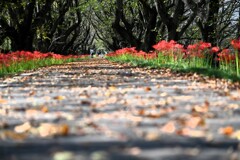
[107, 54, 240, 82]
[0, 57, 84, 77]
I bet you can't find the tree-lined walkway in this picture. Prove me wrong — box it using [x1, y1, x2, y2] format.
[0, 59, 240, 160]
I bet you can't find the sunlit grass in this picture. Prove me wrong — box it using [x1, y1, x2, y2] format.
[107, 54, 240, 82]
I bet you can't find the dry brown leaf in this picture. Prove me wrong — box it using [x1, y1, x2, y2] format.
[1, 131, 27, 141]
[0, 99, 7, 104]
[14, 122, 32, 133]
[144, 132, 160, 141]
[29, 91, 36, 96]
[38, 123, 69, 137]
[183, 116, 205, 128]
[192, 105, 208, 113]
[41, 106, 49, 113]
[177, 128, 205, 138]
[227, 104, 239, 110]
[160, 121, 176, 133]
[81, 100, 91, 105]
[54, 96, 65, 100]
[109, 86, 117, 91]
[218, 126, 234, 136]
[138, 109, 145, 115]
[0, 121, 8, 129]
[26, 109, 41, 116]
[145, 87, 152, 92]
[138, 109, 168, 118]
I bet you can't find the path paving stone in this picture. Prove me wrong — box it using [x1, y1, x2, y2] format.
[0, 58, 240, 160]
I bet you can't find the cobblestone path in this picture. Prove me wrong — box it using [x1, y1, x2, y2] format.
[0, 58, 240, 160]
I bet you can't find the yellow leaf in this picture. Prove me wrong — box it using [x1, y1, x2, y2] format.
[109, 86, 117, 91]
[232, 130, 240, 140]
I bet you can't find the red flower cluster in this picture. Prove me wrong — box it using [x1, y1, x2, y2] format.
[153, 40, 184, 52]
[0, 51, 83, 68]
[217, 49, 235, 63]
[231, 39, 240, 49]
[107, 39, 240, 65]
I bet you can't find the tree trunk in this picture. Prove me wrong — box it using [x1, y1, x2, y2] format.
[200, 0, 220, 67]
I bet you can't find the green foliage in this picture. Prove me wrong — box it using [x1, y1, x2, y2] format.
[107, 54, 240, 82]
[0, 58, 83, 77]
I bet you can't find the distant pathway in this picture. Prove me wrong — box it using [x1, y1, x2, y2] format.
[0, 58, 240, 160]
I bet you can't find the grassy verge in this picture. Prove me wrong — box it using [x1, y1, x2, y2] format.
[0, 57, 84, 77]
[107, 54, 240, 82]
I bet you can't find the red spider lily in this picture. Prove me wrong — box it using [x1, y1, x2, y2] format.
[231, 39, 240, 76]
[211, 47, 220, 53]
[153, 40, 184, 62]
[199, 42, 211, 50]
[135, 50, 147, 58]
[1, 51, 82, 69]
[152, 40, 169, 51]
[106, 52, 116, 57]
[187, 44, 198, 50]
[115, 47, 137, 55]
[217, 49, 235, 63]
[231, 39, 240, 49]
[173, 43, 184, 51]
[186, 42, 211, 58]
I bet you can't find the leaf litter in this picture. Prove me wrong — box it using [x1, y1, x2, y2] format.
[0, 58, 239, 144]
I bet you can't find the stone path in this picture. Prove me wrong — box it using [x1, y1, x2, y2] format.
[0, 58, 240, 160]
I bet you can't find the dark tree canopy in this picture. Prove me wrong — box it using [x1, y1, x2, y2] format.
[0, 0, 239, 54]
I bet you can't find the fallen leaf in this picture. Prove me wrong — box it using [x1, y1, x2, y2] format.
[160, 121, 176, 133]
[29, 91, 36, 96]
[54, 96, 65, 100]
[81, 100, 91, 105]
[177, 116, 205, 129]
[14, 122, 32, 133]
[0, 121, 8, 129]
[41, 106, 49, 113]
[145, 87, 152, 92]
[109, 86, 117, 91]
[177, 128, 205, 138]
[105, 91, 112, 97]
[231, 130, 240, 140]
[0, 99, 7, 104]
[26, 109, 41, 116]
[192, 105, 208, 113]
[137, 109, 168, 118]
[144, 132, 160, 141]
[38, 123, 69, 137]
[218, 126, 234, 136]
[138, 109, 145, 115]
[1, 131, 27, 141]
